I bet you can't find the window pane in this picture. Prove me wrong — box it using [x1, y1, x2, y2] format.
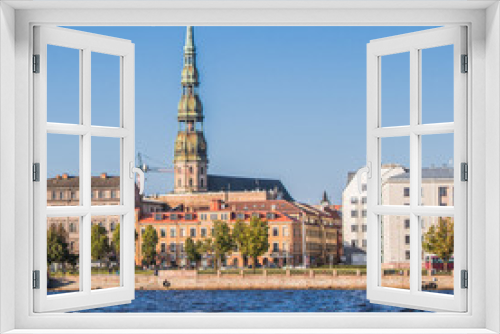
[421, 45, 454, 124]
[47, 134, 80, 206]
[91, 137, 121, 205]
[380, 215, 410, 290]
[421, 133, 454, 206]
[47, 216, 80, 295]
[381, 137, 409, 205]
[47, 45, 80, 124]
[381, 52, 410, 127]
[91, 215, 121, 290]
[91, 52, 121, 127]
[420, 216, 454, 295]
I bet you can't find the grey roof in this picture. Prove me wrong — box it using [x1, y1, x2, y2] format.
[390, 167, 453, 180]
[207, 174, 293, 201]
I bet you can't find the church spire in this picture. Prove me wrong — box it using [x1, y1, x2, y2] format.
[174, 26, 208, 193]
[184, 26, 195, 53]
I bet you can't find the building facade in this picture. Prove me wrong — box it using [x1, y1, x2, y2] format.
[46, 173, 165, 263]
[342, 164, 454, 267]
[381, 167, 454, 269]
[342, 164, 406, 264]
[135, 199, 342, 268]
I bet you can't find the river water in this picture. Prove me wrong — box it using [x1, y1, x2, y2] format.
[73, 290, 451, 313]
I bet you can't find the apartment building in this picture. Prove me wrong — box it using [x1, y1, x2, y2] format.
[135, 199, 342, 268]
[381, 167, 454, 269]
[46, 173, 165, 259]
[342, 164, 406, 264]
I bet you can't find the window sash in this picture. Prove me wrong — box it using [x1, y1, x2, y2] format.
[366, 26, 467, 312]
[33, 26, 135, 313]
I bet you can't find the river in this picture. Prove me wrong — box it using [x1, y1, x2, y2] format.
[71, 290, 452, 312]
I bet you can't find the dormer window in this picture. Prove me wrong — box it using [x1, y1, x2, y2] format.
[266, 213, 276, 220]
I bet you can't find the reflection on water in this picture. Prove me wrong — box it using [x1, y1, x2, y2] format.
[55, 290, 453, 313]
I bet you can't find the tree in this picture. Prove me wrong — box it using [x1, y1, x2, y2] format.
[47, 224, 70, 270]
[112, 223, 120, 259]
[212, 220, 234, 269]
[200, 238, 215, 268]
[185, 237, 202, 268]
[241, 217, 269, 273]
[232, 220, 249, 266]
[422, 217, 454, 271]
[91, 224, 110, 263]
[141, 225, 158, 266]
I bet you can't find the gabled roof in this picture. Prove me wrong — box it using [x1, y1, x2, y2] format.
[207, 174, 293, 201]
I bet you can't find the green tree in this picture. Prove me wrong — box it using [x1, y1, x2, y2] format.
[47, 224, 70, 270]
[112, 223, 120, 259]
[91, 224, 110, 263]
[185, 237, 203, 268]
[212, 220, 234, 269]
[141, 225, 158, 266]
[423, 217, 454, 271]
[232, 220, 249, 266]
[241, 217, 269, 272]
[200, 238, 215, 268]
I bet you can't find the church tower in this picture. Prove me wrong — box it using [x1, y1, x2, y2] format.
[174, 26, 208, 193]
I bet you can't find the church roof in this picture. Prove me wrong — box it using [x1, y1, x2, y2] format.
[207, 174, 293, 201]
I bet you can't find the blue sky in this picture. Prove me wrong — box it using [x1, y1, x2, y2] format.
[47, 26, 454, 203]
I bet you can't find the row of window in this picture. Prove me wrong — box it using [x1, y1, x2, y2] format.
[144, 227, 212, 238]
[177, 177, 205, 188]
[177, 166, 204, 174]
[148, 225, 293, 238]
[403, 186, 451, 198]
[350, 196, 367, 204]
[155, 212, 278, 221]
[272, 226, 289, 237]
[48, 190, 118, 200]
[351, 239, 367, 248]
[49, 219, 119, 233]
[351, 210, 367, 218]
[272, 242, 289, 252]
[351, 224, 368, 233]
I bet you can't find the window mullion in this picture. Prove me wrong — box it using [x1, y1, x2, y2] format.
[81, 48, 92, 293]
[409, 47, 420, 294]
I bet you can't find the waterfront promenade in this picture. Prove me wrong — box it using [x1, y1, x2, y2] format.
[50, 269, 453, 291]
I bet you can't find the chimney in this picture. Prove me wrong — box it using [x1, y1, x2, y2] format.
[62, 173, 69, 179]
[56, 174, 61, 179]
[100, 173, 107, 179]
[210, 199, 222, 211]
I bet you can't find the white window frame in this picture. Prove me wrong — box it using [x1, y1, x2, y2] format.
[0, 1, 498, 333]
[366, 26, 467, 313]
[32, 25, 136, 313]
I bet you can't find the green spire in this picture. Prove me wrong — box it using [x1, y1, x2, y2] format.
[174, 26, 207, 163]
[184, 26, 195, 54]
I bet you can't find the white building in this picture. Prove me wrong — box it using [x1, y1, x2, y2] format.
[341, 164, 406, 264]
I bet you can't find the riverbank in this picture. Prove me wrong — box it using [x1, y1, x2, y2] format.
[49, 269, 454, 291]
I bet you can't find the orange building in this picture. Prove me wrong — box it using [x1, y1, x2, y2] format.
[135, 199, 342, 268]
